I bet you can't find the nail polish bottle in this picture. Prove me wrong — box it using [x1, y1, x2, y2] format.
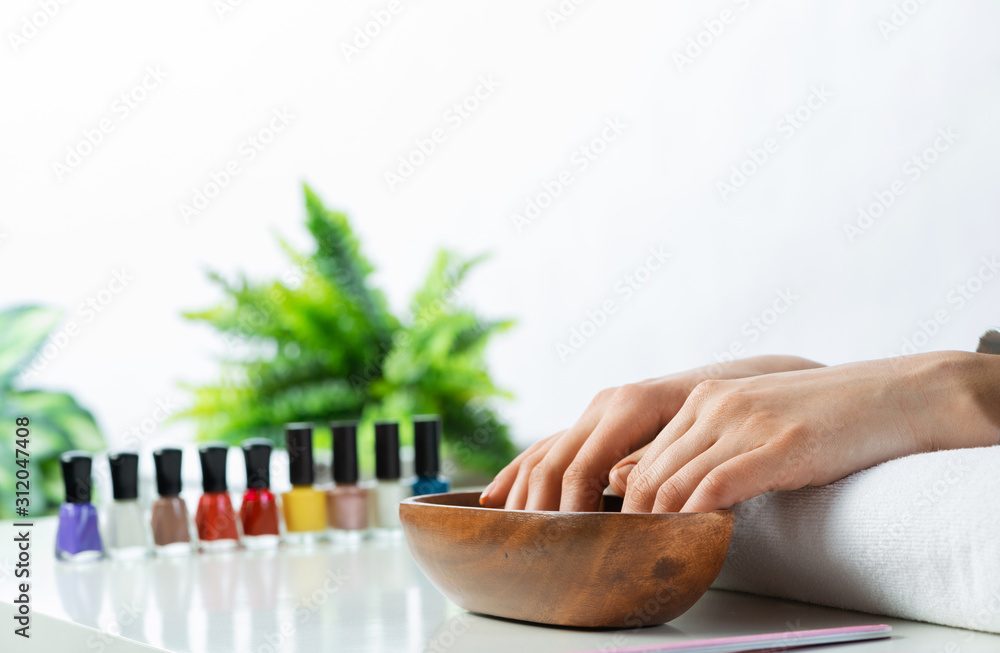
[151, 447, 194, 556]
[281, 423, 327, 545]
[195, 443, 241, 551]
[411, 416, 451, 496]
[369, 421, 410, 532]
[239, 438, 280, 549]
[55, 452, 103, 562]
[105, 452, 151, 560]
[326, 421, 369, 542]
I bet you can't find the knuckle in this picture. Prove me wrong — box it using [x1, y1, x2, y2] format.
[596, 386, 618, 402]
[561, 460, 588, 487]
[528, 459, 557, 485]
[655, 480, 681, 508]
[612, 383, 645, 405]
[522, 451, 546, 471]
[697, 469, 731, 503]
[627, 471, 658, 503]
[589, 386, 618, 409]
[690, 379, 721, 399]
[707, 388, 752, 420]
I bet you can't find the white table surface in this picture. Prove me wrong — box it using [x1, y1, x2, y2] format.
[3, 518, 999, 653]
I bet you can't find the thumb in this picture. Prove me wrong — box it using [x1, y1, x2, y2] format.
[608, 443, 651, 497]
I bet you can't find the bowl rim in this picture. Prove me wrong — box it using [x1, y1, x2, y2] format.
[400, 491, 733, 517]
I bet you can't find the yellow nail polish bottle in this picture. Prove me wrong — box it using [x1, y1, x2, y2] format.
[281, 423, 327, 545]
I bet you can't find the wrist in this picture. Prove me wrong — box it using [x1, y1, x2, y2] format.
[924, 351, 1000, 451]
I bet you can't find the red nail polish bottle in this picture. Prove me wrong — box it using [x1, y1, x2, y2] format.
[195, 443, 241, 551]
[239, 438, 280, 549]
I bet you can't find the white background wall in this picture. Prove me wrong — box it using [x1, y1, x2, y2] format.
[3, 0, 999, 457]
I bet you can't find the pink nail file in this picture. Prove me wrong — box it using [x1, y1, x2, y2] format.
[574, 624, 892, 653]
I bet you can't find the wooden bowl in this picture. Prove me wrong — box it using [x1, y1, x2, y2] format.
[400, 491, 734, 628]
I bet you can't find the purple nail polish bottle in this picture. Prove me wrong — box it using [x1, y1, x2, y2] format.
[56, 452, 104, 562]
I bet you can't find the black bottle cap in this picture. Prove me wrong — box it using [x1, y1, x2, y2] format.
[331, 421, 359, 485]
[285, 423, 315, 486]
[374, 421, 400, 480]
[153, 447, 184, 497]
[198, 443, 229, 493]
[60, 451, 93, 504]
[414, 415, 442, 477]
[242, 438, 273, 489]
[108, 451, 139, 500]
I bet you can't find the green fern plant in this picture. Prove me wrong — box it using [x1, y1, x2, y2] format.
[181, 184, 517, 476]
[0, 306, 104, 517]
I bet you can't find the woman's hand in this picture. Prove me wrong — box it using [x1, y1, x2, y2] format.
[479, 355, 825, 511]
[609, 351, 1000, 513]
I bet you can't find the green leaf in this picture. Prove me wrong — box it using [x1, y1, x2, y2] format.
[0, 305, 63, 388]
[180, 185, 517, 477]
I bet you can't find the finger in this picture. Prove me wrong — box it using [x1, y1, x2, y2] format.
[629, 381, 720, 476]
[608, 443, 651, 497]
[518, 389, 619, 511]
[481, 433, 560, 507]
[622, 420, 717, 513]
[522, 415, 605, 511]
[503, 437, 559, 510]
[558, 385, 674, 512]
[681, 445, 792, 512]
[649, 442, 737, 513]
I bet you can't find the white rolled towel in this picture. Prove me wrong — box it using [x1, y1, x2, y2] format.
[712, 445, 1000, 633]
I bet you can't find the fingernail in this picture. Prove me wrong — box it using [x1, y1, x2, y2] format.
[479, 481, 495, 505]
[611, 464, 635, 488]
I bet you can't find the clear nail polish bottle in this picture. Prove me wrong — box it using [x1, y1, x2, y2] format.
[55, 452, 104, 562]
[106, 452, 151, 560]
[369, 421, 409, 533]
[411, 416, 451, 496]
[326, 421, 369, 543]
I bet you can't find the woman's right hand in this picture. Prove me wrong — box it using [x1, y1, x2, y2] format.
[479, 355, 824, 512]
